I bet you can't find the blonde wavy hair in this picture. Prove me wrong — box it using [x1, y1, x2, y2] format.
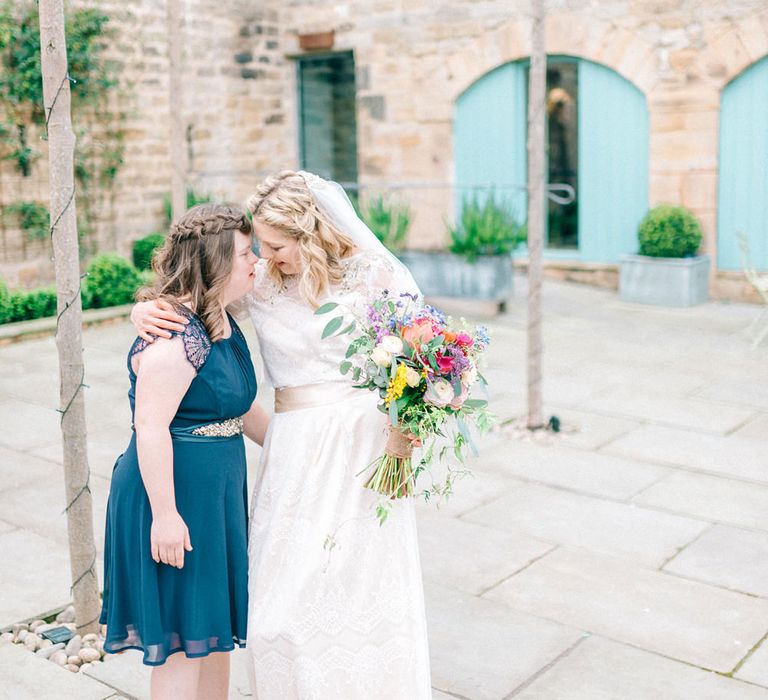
[245, 170, 356, 307]
[138, 203, 252, 341]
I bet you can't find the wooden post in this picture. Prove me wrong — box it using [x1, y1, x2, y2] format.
[167, 0, 187, 222]
[526, 0, 546, 430]
[38, 0, 101, 634]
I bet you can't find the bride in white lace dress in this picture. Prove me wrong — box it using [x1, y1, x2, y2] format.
[237, 171, 430, 698]
[133, 171, 431, 698]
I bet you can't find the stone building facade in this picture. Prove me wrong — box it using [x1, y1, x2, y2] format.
[2, 0, 767, 301]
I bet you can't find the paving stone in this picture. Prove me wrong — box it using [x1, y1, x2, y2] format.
[515, 635, 768, 700]
[664, 524, 768, 597]
[543, 408, 640, 451]
[695, 378, 768, 411]
[478, 440, 669, 500]
[484, 547, 768, 672]
[0, 530, 73, 627]
[582, 388, 756, 434]
[0, 445, 59, 490]
[736, 638, 768, 688]
[426, 581, 584, 699]
[0, 398, 62, 452]
[463, 484, 707, 567]
[733, 412, 768, 439]
[0, 641, 117, 699]
[604, 425, 767, 483]
[633, 471, 768, 532]
[417, 510, 553, 595]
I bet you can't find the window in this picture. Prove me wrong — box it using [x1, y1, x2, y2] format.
[297, 52, 358, 185]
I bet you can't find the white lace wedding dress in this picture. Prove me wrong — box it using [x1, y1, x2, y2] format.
[241, 252, 431, 699]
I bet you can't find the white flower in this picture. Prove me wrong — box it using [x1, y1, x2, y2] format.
[371, 347, 392, 367]
[461, 365, 478, 385]
[405, 367, 421, 388]
[424, 378, 454, 407]
[378, 335, 404, 355]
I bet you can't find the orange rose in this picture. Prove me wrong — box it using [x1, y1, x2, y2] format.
[443, 331, 457, 344]
[401, 319, 435, 347]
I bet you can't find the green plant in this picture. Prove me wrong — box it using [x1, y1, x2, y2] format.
[449, 195, 526, 262]
[132, 233, 165, 270]
[0, 278, 10, 323]
[83, 254, 142, 308]
[163, 188, 214, 225]
[637, 205, 703, 258]
[358, 194, 411, 251]
[5, 201, 48, 240]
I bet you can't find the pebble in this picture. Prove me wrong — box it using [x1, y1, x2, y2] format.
[64, 635, 81, 656]
[56, 606, 76, 624]
[80, 662, 93, 672]
[23, 635, 40, 652]
[28, 619, 45, 633]
[36, 642, 64, 659]
[34, 623, 56, 636]
[64, 664, 80, 673]
[12, 623, 29, 635]
[67, 655, 82, 666]
[50, 650, 68, 666]
[0, 632, 13, 644]
[14, 629, 28, 644]
[82, 633, 99, 645]
[39, 639, 52, 649]
[78, 647, 100, 664]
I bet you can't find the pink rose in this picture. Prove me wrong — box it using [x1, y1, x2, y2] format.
[424, 378, 453, 407]
[449, 383, 470, 410]
[435, 352, 454, 375]
[455, 332, 474, 348]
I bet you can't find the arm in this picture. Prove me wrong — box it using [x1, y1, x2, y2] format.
[131, 299, 189, 342]
[242, 400, 270, 446]
[133, 337, 196, 568]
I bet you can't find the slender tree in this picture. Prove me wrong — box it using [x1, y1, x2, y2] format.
[167, 0, 187, 222]
[526, 0, 546, 429]
[38, 0, 100, 633]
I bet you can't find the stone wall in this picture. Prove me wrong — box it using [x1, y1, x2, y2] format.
[3, 0, 767, 299]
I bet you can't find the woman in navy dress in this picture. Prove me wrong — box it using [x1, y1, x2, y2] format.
[100, 204, 269, 699]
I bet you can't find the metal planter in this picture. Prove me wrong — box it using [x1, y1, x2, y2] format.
[619, 254, 710, 307]
[398, 252, 513, 306]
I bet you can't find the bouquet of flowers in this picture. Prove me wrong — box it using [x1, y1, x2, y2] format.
[317, 292, 493, 520]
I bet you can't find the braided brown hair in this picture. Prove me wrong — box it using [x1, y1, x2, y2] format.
[138, 203, 252, 341]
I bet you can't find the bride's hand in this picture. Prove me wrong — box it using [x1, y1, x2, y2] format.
[131, 299, 188, 342]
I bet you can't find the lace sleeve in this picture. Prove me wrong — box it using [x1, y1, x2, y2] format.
[128, 308, 212, 373]
[342, 252, 417, 300]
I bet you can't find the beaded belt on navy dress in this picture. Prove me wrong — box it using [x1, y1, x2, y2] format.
[134, 416, 246, 442]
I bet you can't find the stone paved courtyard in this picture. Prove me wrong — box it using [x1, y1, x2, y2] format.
[1, 277, 768, 699]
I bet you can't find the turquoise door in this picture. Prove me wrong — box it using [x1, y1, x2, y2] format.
[718, 56, 768, 271]
[454, 62, 527, 222]
[578, 60, 649, 262]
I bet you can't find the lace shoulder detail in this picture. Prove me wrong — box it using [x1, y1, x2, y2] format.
[250, 260, 285, 306]
[128, 307, 212, 373]
[340, 251, 396, 296]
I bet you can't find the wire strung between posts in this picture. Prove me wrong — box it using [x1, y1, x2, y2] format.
[44, 68, 99, 625]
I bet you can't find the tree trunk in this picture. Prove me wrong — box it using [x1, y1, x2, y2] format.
[38, 0, 101, 633]
[167, 0, 187, 222]
[526, 0, 546, 429]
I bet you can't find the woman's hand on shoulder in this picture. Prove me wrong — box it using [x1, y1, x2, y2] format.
[131, 298, 189, 342]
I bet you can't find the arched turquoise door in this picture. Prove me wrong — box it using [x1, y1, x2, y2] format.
[718, 56, 768, 271]
[454, 62, 527, 222]
[454, 58, 649, 263]
[578, 61, 649, 262]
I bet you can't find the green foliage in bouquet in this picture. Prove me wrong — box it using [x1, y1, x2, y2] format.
[132, 233, 165, 270]
[638, 205, 703, 258]
[357, 194, 411, 252]
[449, 194, 526, 262]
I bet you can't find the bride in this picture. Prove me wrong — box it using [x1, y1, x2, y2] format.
[133, 170, 431, 698]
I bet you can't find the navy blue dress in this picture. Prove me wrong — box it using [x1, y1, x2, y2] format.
[100, 309, 257, 665]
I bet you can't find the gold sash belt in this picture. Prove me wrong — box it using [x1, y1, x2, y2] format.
[274, 382, 363, 414]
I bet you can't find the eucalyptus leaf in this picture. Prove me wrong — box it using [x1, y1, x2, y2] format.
[321, 316, 343, 339]
[388, 400, 398, 427]
[340, 360, 352, 375]
[315, 302, 339, 315]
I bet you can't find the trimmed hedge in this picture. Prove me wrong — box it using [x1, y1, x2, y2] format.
[132, 232, 165, 270]
[1, 253, 145, 325]
[638, 205, 703, 258]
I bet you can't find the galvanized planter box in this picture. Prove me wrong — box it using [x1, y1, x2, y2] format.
[398, 251, 513, 309]
[619, 254, 710, 307]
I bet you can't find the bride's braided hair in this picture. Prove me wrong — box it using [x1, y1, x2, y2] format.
[246, 170, 356, 308]
[138, 203, 252, 341]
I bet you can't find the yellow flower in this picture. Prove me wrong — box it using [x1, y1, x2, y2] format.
[385, 363, 409, 406]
